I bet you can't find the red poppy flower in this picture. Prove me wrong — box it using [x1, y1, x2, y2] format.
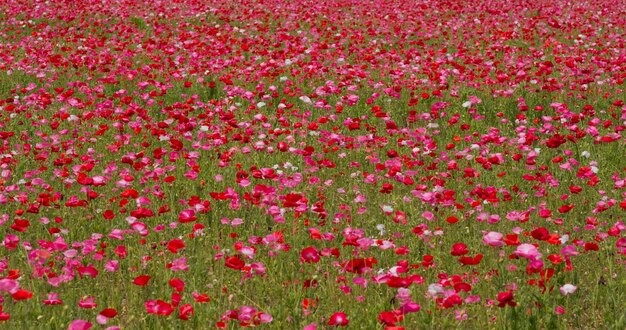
[450, 243, 469, 256]
[133, 275, 151, 286]
[169, 278, 185, 292]
[178, 209, 197, 223]
[342, 258, 378, 274]
[300, 246, 321, 263]
[458, 254, 483, 266]
[328, 312, 349, 326]
[178, 304, 194, 320]
[378, 311, 402, 326]
[225, 255, 245, 270]
[167, 239, 186, 253]
[11, 289, 33, 301]
[497, 290, 516, 307]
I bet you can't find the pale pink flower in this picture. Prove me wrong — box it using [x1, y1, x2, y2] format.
[170, 257, 189, 272]
[515, 244, 542, 260]
[483, 231, 504, 247]
[559, 284, 577, 295]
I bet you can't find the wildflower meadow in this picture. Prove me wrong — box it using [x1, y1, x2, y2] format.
[0, 0, 625, 329]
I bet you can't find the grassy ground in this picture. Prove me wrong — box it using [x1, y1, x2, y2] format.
[0, 0, 625, 329]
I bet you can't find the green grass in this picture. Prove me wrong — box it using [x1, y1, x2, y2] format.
[0, 2, 625, 329]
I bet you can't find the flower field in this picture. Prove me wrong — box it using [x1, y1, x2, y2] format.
[0, 0, 626, 328]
